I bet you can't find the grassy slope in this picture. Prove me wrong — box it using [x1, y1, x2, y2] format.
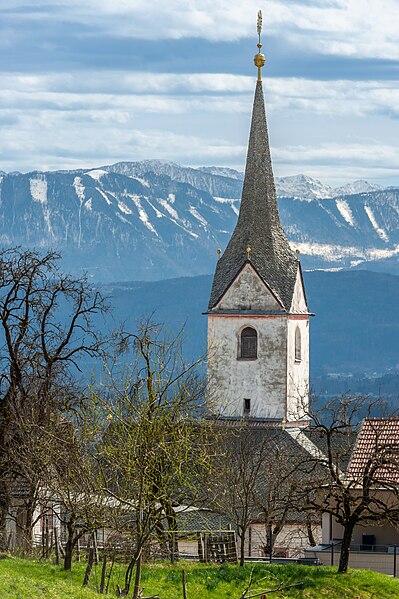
[1, 559, 399, 598]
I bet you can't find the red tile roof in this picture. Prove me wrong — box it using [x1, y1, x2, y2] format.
[347, 418, 399, 485]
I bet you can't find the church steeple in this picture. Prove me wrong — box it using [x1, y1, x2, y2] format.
[206, 14, 310, 423]
[208, 16, 298, 311]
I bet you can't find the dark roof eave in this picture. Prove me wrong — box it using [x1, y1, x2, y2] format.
[203, 310, 314, 316]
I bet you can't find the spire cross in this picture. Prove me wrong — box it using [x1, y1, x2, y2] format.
[254, 10, 266, 81]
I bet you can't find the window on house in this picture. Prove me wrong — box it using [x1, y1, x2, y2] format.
[295, 326, 301, 362]
[240, 327, 257, 359]
[243, 398, 251, 415]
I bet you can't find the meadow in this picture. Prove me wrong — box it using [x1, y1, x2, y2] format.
[1, 557, 399, 598]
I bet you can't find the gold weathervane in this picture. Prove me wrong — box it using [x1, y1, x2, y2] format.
[246, 244, 252, 260]
[254, 10, 266, 81]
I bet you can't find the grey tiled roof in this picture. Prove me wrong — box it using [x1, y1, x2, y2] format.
[208, 81, 299, 311]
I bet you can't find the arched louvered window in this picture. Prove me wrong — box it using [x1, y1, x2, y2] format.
[240, 327, 257, 359]
[295, 326, 301, 362]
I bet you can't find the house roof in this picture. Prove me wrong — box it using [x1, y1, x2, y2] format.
[208, 80, 299, 311]
[347, 418, 399, 485]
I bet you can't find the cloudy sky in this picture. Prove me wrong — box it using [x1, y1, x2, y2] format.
[1, 0, 399, 185]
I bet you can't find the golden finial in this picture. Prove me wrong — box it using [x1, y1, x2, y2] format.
[296, 249, 300, 256]
[246, 244, 251, 260]
[254, 10, 266, 81]
[217, 248, 221, 258]
[257, 9, 262, 41]
[282, 417, 286, 431]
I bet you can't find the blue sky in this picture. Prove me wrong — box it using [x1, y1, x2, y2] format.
[0, 0, 399, 185]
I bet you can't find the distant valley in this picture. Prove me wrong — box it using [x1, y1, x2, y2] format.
[101, 270, 399, 391]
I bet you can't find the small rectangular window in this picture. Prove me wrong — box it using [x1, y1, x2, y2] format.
[243, 398, 251, 415]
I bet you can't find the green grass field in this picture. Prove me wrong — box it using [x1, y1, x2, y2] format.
[1, 557, 399, 598]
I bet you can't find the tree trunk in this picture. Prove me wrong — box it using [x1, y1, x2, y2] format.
[338, 521, 356, 574]
[64, 517, 77, 570]
[100, 554, 107, 594]
[132, 551, 142, 599]
[154, 519, 168, 557]
[264, 523, 273, 562]
[54, 527, 60, 565]
[306, 517, 317, 547]
[0, 488, 9, 548]
[83, 540, 94, 587]
[164, 502, 178, 563]
[239, 529, 246, 567]
[24, 497, 36, 553]
[64, 539, 74, 571]
[123, 554, 137, 594]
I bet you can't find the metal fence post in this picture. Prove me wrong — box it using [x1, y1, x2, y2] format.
[394, 545, 397, 578]
[331, 542, 334, 567]
[269, 528, 273, 564]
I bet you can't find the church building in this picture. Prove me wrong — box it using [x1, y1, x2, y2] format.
[206, 18, 312, 425]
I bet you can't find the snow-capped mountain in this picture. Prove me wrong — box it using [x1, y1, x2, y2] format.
[197, 166, 244, 180]
[0, 161, 397, 281]
[274, 175, 383, 200]
[275, 174, 333, 200]
[333, 180, 383, 197]
[104, 160, 243, 199]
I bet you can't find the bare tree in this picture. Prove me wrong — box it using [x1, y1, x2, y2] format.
[24, 409, 108, 569]
[252, 430, 316, 558]
[212, 425, 314, 565]
[212, 425, 268, 566]
[302, 395, 399, 573]
[94, 320, 213, 599]
[0, 248, 108, 543]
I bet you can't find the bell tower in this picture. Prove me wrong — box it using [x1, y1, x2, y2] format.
[206, 13, 311, 424]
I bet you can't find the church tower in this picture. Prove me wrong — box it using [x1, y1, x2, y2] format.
[206, 13, 311, 424]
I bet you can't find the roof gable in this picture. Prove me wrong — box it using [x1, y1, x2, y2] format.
[216, 262, 283, 311]
[290, 266, 309, 313]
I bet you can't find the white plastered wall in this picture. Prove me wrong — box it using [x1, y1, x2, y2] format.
[207, 314, 288, 419]
[286, 317, 309, 420]
[286, 271, 309, 420]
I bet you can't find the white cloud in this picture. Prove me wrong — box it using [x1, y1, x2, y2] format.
[0, 105, 246, 172]
[0, 73, 398, 184]
[1, 73, 399, 120]
[3, 0, 399, 59]
[267, 78, 399, 118]
[273, 142, 399, 184]
[275, 142, 399, 169]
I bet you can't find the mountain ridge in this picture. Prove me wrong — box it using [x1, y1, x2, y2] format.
[1, 161, 389, 200]
[0, 160, 398, 281]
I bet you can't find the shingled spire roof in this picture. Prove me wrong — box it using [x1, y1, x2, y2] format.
[208, 80, 299, 311]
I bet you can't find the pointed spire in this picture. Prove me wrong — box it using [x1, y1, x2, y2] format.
[208, 24, 298, 311]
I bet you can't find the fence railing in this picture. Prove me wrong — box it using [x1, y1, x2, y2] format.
[1, 529, 239, 564]
[307, 541, 399, 577]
